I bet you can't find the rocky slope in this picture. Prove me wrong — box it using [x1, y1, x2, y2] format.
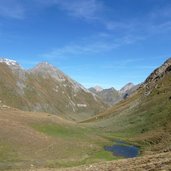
[141, 58, 171, 95]
[89, 83, 139, 105]
[1, 57, 171, 171]
[89, 87, 120, 105]
[119, 82, 140, 99]
[90, 86, 103, 92]
[83, 57, 171, 153]
[0, 58, 107, 120]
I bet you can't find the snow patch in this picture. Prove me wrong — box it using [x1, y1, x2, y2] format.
[0, 58, 17, 66]
[77, 104, 87, 107]
[94, 86, 103, 92]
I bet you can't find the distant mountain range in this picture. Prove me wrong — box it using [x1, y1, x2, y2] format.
[0, 58, 107, 120]
[83, 58, 171, 155]
[0, 57, 171, 170]
[89, 83, 139, 105]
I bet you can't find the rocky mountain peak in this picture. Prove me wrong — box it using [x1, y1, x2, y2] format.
[30, 62, 93, 94]
[35, 61, 55, 69]
[109, 87, 117, 91]
[142, 57, 171, 94]
[30, 62, 66, 82]
[94, 86, 103, 92]
[0, 57, 23, 75]
[0, 58, 18, 66]
[120, 83, 135, 94]
[0, 58, 107, 120]
[0, 57, 21, 69]
[144, 58, 171, 84]
[89, 86, 120, 106]
[32, 62, 59, 72]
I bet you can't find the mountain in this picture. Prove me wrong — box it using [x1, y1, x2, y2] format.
[0, 57, 171, 171]
[93, 86, 104, 92]
[119, 82, 135, 95]
[89, 87, 120, 105]
[119, 82, 140, 99]
[89, 83, 139, 105]
[0, 106, 111, 170]
[142, 57, 171, 95]
[83, 57, 171, 153]
[0, 58, 107, 120]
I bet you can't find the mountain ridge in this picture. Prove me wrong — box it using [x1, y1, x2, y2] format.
[89, 83, 139, 105]
[141, 57, 171, 95]
[0, 57, 171, 170]
[81, 58, 171, 154]
[0, 57, 107, 120]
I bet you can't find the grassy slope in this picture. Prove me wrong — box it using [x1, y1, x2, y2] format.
[0, 107, 119, 170]
[81, 72, 171, 153]
[1, 61, 171, 170]
[58, 151, 171, 171]
[0, 63, 107, 121]
[2, 70, 170, 170]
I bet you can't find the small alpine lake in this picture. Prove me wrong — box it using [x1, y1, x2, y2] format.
[104, 140, 140, 158]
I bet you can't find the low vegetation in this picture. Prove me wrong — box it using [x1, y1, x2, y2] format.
[0, 59, 171, 170]
[0, 108, 121, 170]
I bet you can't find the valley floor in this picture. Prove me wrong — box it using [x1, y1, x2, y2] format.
[12, 151, 171, 171]
[1, 58, 171, 171]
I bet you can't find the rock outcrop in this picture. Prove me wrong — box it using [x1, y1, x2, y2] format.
[142, 58, 171, 95]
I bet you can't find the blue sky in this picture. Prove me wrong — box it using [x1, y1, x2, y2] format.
[0, 0, 171, 89]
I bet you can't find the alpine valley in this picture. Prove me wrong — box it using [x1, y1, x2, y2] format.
[0, 58, 107, 121]
[0, 57, 171, 171]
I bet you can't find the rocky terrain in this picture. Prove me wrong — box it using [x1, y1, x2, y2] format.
[89, 87, 120, 105]
[119, 83, 140, 99]
[0, 57, 171, 171]
[0, 58, 107, 120]
[82, 57, 171, 153]
[89, 83, 139, 105]
[141, 58, 171, 95]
